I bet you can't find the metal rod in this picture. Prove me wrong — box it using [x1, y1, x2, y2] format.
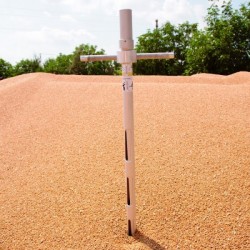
[80, 55, 117, 62]
[120, 9, 136, 236]
[137, 52, 174, 60]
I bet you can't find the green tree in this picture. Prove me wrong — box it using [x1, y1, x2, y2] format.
[0, 58, 13, 79]
[174, 22, 198, 74]
[44, 54, 72, 74]
[134, 23, 175, 75]
[70, 44, 114, 75]
[186, 0, 250, 74]
[14, 55, 43, 76]
[134, 21, 197, 75]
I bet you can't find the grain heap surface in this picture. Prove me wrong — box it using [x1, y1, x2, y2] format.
[0, 72, 249, 249]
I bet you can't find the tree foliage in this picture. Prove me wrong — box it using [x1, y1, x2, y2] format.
[43, 44, 116, 75]
[14, 55, 43, 76]
[70, 44, 115, 75]
[0, 58, 13, 79]
[186, 0, 250, 74]
[134, 21, 197, 75]
[44, 54, 72, 74]
[134, 23, 174, 75]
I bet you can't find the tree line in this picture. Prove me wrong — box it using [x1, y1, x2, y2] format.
[0, 0, 249, 79]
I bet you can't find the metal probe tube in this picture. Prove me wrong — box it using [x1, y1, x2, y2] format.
[120, 9, 136, 236]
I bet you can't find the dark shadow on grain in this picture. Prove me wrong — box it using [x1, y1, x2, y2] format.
[134, 230, 166, 250]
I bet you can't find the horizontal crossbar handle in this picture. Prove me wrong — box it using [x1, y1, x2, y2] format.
[80, 55, 117, 62]
[80, 52, 174, 62]
[137, 52, 174, 60]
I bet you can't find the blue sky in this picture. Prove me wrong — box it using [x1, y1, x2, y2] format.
[0, 0, 247, 64]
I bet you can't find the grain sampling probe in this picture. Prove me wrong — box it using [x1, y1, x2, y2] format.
[80, 9, 174, 236]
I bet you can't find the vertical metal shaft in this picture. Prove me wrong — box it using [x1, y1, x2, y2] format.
[119, 9, 136, 236]
[80, 8, 174, 237]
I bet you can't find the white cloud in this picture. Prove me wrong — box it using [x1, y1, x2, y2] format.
[162, 0, 207, 25]
[17, 27, 95, 45]
[0, 27, 96, 64]
[43, 11, 52, 17]
[128, 0, 207, 26]
[61, 0, 101, 13]
[60, 14, 77, 23]
[55, 0, 207, 27]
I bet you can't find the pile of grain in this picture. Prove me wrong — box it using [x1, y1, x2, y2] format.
[0, 72, 249, 249]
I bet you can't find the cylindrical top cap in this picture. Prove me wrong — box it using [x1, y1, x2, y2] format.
[119, 9, 134, 50]
[120, 9, 133, 40]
